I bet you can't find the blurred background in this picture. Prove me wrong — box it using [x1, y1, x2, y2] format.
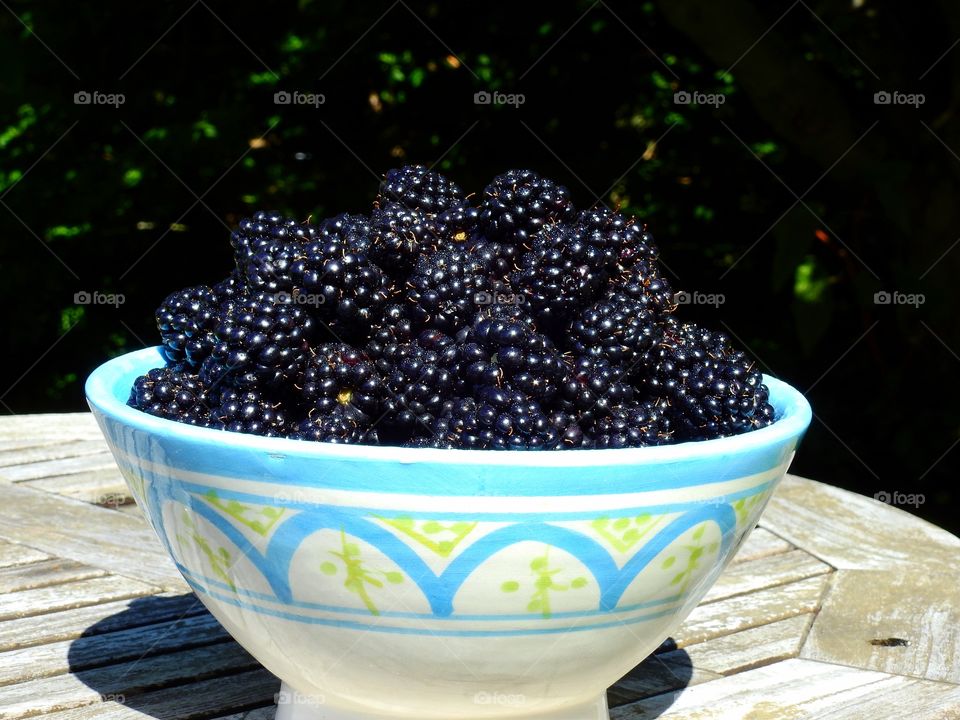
[1, 0, 957, 532]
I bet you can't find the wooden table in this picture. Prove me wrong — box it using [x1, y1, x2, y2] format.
[1, 413, 958, 719]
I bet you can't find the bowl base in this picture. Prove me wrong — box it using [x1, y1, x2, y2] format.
[274, 682, 609, 719]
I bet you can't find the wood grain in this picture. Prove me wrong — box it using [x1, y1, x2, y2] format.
[729, 527, 793, 564]
[0, 575, 157, 622]
[761, 475, 960, 572]
[611, 658, 960, 719]
[0, 482, 184, 590]
[0, 558, 106, 595]
[802, 568, 960, 684]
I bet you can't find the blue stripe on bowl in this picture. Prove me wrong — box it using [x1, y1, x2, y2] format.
[86, 347, 811, 497]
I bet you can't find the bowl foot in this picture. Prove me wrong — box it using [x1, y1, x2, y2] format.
[274, 682, 609, 719]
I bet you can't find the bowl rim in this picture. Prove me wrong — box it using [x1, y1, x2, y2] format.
[86, 346, 812, 468]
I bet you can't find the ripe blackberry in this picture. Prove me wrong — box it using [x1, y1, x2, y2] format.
[568, 291, 661, 365]
[370, 202, 443, 272]
[288, 237, 392, 325]
[240, 218, 321, 294]
[210, 387, 287, 437]
[290, 405, 380, 444]
[406, 247, 506, 334]
[441, 385, 564, 450]
[212, 270, 245, 304]
[231, 211, 298, 267]
[206, 293, 313, 390]
[128, 367, 210, 424]
[610, 257, 676, 314]
[436, 201, 481, 243]
[365, 304, 415, 361]
[641, 320, 775, 441]
[318, 213, 374, 254]
[511, 223, 612, 326]
[378, 341, 457, 438]
[377, 165, 465, 214]
[298, 343, 383, 420]
[156, 285, 219, 367]
[480, 169, 576, 245]
[466, 310, 567, 402]
[577, 208, 659, 264]
[590, 400, 675, 448]
[559, 355, 636, 425]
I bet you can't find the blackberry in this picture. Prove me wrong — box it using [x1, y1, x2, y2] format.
[466, 310, 567, 402]
[577, 208, 659, 264]
[641, 320, 775, 441]
[206, 293, 313, 390]
[155, 285, 219, 367]
[288, 236, 392, 325]
[128, 367, 210, 424]
[559, 355, 636, 425]
[318, 213, 374, 248]
[212, 270, 245, 304]
[240, 218, 320, 294]
[378, 341, 457, 438]
[436, 201, 481, 243]
[568, 291, 660, 365]
[590, 400, 675, 448]
[370, 202, 443, 272]
[406, 247, 506, 334]
[210, 387, 287, 437]
[365, 304, 415, 361]
[511, 223, 612, 326]
[298, 343, 383, 420]
[611, 258, 676, 314]
[230, 211, 298, 267]
[290, 405, 380, 444]
[448, 384, 564, 450]
[479, 169, 575, 245]
[377, 165, 465, 214]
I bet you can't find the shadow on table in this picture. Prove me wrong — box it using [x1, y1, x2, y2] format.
[67, 593, 279, 718]
[69, 595, 691, 718]
[607, 639, 695, 717]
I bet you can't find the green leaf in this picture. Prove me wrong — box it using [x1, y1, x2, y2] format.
[384, 571, 403, 584]
[501, 580, 519, 593]
[662, 556, 676, 569]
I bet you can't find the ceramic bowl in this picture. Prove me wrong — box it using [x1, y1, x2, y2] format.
[86, 347, 811, 720]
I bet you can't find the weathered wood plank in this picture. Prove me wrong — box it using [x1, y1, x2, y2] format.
[802, 568, 960, 684]
[20, 668, 279, 720]
[611, 658, 960, 719]
[0, 440, 109, 469]
[0, 558, 106, 595]
[0, 612, 228, 686]
[608, 652, 722, 707]
[729, 527, 793, 564]
[0, 540, 50, 569]
[0, 575, 158, 622]
[667, 612, 814, 676]
[210, 708, 275, 720]
[761, 474, 960, 571]
[673, 574, 829, 647]
[0, 592, 203, 652]
[702, 548, 832, 604]
[0, 452, 118, 483]
[21, 468, 130, 506]
[0, 413, 103, 441]
[0, 642, 259, 718]
[0, 482, 185, 591]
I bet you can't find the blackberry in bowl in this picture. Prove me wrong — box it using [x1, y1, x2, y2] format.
[87, 167, 811, 720]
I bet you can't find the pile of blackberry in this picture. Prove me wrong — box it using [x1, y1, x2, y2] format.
[130, 165, 775, 449]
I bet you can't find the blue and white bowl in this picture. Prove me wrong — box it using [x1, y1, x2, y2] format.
[87, 347, 811, 720]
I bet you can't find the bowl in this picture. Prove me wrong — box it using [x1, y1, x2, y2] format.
[86, 346, 811, 720]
